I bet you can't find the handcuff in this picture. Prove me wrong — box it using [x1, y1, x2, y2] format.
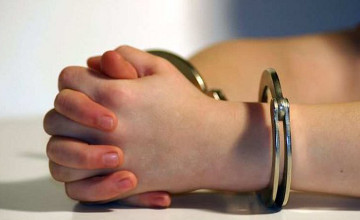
[148, 50, 227, 101]
[257, 68, 292, 209]
[148, 50, 292, 209]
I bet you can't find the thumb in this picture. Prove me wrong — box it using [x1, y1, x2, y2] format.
[114, 45, 163, 77]
[101, 50, 138, 79]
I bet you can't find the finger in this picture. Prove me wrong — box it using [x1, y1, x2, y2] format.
[58, 66, 106, 100]
[54, 89, 117, 131]
[44, 109, 102, 144]
[47, 136, 123, 170]
[122, 191, 171, 208]
[65, 170, 137, 202]
[101, 50, 138, 79]
[87, 56, 101, 72]
[49, 160, 113, 182]
[88, 51, 138, 79]
[114, 45, 164, 77]
[58, 66, 131, 108]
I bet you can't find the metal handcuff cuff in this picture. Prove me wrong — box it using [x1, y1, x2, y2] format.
[148, 50, 227, 100]
[258, 68, 292, 209]
[148, 51, 292, 209]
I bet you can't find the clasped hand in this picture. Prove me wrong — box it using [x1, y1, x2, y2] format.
[44, 46, 231, 207]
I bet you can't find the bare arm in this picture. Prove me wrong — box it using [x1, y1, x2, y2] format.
[189, 29, 360, 104]
[213, 101, 360, 197]
[188, 29, 360, 196]
[290, 102, 360, 196]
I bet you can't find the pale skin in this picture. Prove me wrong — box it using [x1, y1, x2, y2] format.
[44, 28, 360, 208]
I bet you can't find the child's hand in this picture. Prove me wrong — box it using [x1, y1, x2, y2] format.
[44, 46, 230, 203]
[45, 49, 171, 207]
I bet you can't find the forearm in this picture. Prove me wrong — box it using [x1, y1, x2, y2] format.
[291, 102, 360, 196]
[210, 101, 360, 197]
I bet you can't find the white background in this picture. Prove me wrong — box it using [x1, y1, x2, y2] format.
[0, 0, 359, 119]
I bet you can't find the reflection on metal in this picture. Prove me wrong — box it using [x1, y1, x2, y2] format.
[257, 68, 292, 209]
[148, 50, 227, 100]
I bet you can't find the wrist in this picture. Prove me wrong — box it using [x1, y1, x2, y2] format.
[204, 101, 308, 195]
[202, 101, 273, 192]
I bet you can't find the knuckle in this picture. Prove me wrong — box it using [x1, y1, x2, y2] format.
[54, 90, 74, 113]
[76, 147, 91, 169]
[102, 50, 115, 59]
[65, 183, 92, 202]
[64, 183, 78, 200]
[156, 56, 176, 72]
[115, 45, 130, 53]
[49, 161, 67, 182]
[43, 109, 57, 135]
[97, 83, 133, 107]
[146, 53, 169, 68]
[58, 67, 73, 89]
[47, 137, 92, 170]
[46, 137, 57, 159]
[108, 84, 127, 100]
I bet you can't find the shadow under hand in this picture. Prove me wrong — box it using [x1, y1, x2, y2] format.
[73, 190, 273, 215]
[0, 175, 131, 213]
[286, 191, 360, 211]
[171, 191, 274, 215]
[0, 177, 75, 212]
[170, 190, 360, 214]
[73, 201, 137, 213]
[2, 177, 358, 214]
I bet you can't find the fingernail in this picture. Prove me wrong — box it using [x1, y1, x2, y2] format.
[98, 116, 114, 130]
[102, 153, 119, 167]
[116, 178, 133, 191]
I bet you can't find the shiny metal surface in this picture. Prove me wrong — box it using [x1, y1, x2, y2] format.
[258, 68, 292, 209]
[148, 50, 226, 100]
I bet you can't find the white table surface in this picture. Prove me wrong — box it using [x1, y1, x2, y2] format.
[1, 117, 360, 220]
